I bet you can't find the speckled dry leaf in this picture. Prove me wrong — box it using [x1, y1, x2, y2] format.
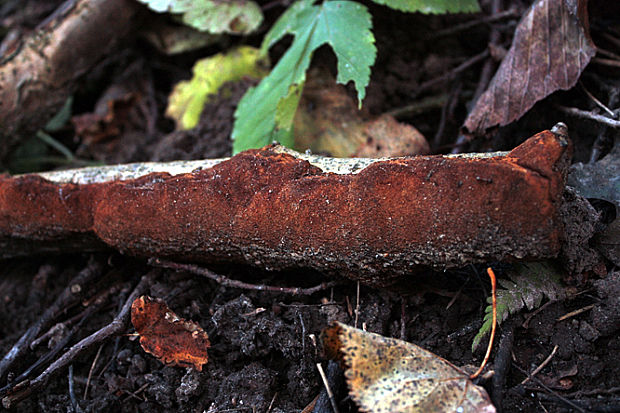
[322, 322, 495, 413]
[463, 0, 595, 136]
[131, 296, 210, 371]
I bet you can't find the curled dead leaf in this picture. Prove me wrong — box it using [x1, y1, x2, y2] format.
[322, 322, 495, 413]
[131, 295, 210, 371]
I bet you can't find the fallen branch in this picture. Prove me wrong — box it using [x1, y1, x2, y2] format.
[1, 126, 572, 286]
[0, 0, 140, 164]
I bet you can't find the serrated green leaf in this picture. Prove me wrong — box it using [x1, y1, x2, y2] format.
[232, 0, 376, 153]
[275, 83, 304, 138]
[137, 0, 263, 34]
[166, 46, 269, 130]
[472, 262, 567, 352]
[370, 0, 479, 13]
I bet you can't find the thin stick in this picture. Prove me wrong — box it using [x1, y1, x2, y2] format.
[579, 82, 616, 118]
[83, 344, 103, 399]
[316, 363, 340, 413]
[0, 257, 104, 380]
[429, 8, 518, 38]
[415, 50, 489, 97]
[2, 272, 155, 408]
[512, 363, 586, 413]
[454, 0, 503, 154]
[591, 57, 620, 68]
[68, 364, 83, 413]
[266, 392, 278, 413]
[149, 258, 342, 295]
[521, 345, 559, 385]
[386, 94, 448, 119]
[556, 105, 620, 128]
[121, 382, 149, 402]
[470, 267, 497, 380]
[557, 304, 596, 322]
[522, 301, 554, 329]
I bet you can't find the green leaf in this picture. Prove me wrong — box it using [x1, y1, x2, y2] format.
[472, 262, 567, 352]
[166, 46, 269, 130]
[370, 0, 480, 13]
[275, 84, 304, 130]
[137, 0, 263, 34]
[232, 0, 376, 154]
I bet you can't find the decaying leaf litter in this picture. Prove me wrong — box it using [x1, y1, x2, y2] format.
[0, 0, 619, 412]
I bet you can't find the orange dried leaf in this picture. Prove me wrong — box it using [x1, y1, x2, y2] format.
[131, 295, 210, 371]
[323, 322, 495, 413]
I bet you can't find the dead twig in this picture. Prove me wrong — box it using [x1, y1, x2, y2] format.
[149, 258, 343, 295]
[556, 304, 596, 322]
[433, 82, 462, 148]
[0, 279, 124, 399]
[520, 345, 559, 385]
[385, 94, 448, 119]
[1, 272, 156, 408]
[579, 82, 617, 118]
[429, 8, 519, 39]
[556, 105, 620, 128]
[512, 363, 585, 413]
[454, 0, 504, 154]
[0, 0, 140, 164]
[415, 50, 489, 98]
[522, 300, 555, 329]
[83, 344, 103, 400]
[0, 256, 105, 381]
[266, 392, 278, 413]
[316, 363, 340, 413]
[591, 57, 620, 68]
[68, 364, 83, 413]
[121, 382, 149, 403]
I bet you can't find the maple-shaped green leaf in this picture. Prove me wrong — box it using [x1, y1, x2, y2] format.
[370, 0, 479, 13]
[166, 46, 269, 130]
[137, 0, 263, 34]
[472, 262, 567, 351]
[232, 0, 376, 153]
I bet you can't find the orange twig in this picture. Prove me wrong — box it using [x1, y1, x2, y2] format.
[470, 267, 497, 380]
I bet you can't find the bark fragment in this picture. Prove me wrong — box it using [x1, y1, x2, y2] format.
[0, 128, 571, 286]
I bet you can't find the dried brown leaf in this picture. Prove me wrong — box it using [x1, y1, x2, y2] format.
[131, 296, 210, 371]
[294, 69, 428, 157]
[464, 0, 595, 136]
[322, 322, 496, 413]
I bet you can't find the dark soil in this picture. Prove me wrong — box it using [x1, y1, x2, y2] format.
[1, 1, 619, 412]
